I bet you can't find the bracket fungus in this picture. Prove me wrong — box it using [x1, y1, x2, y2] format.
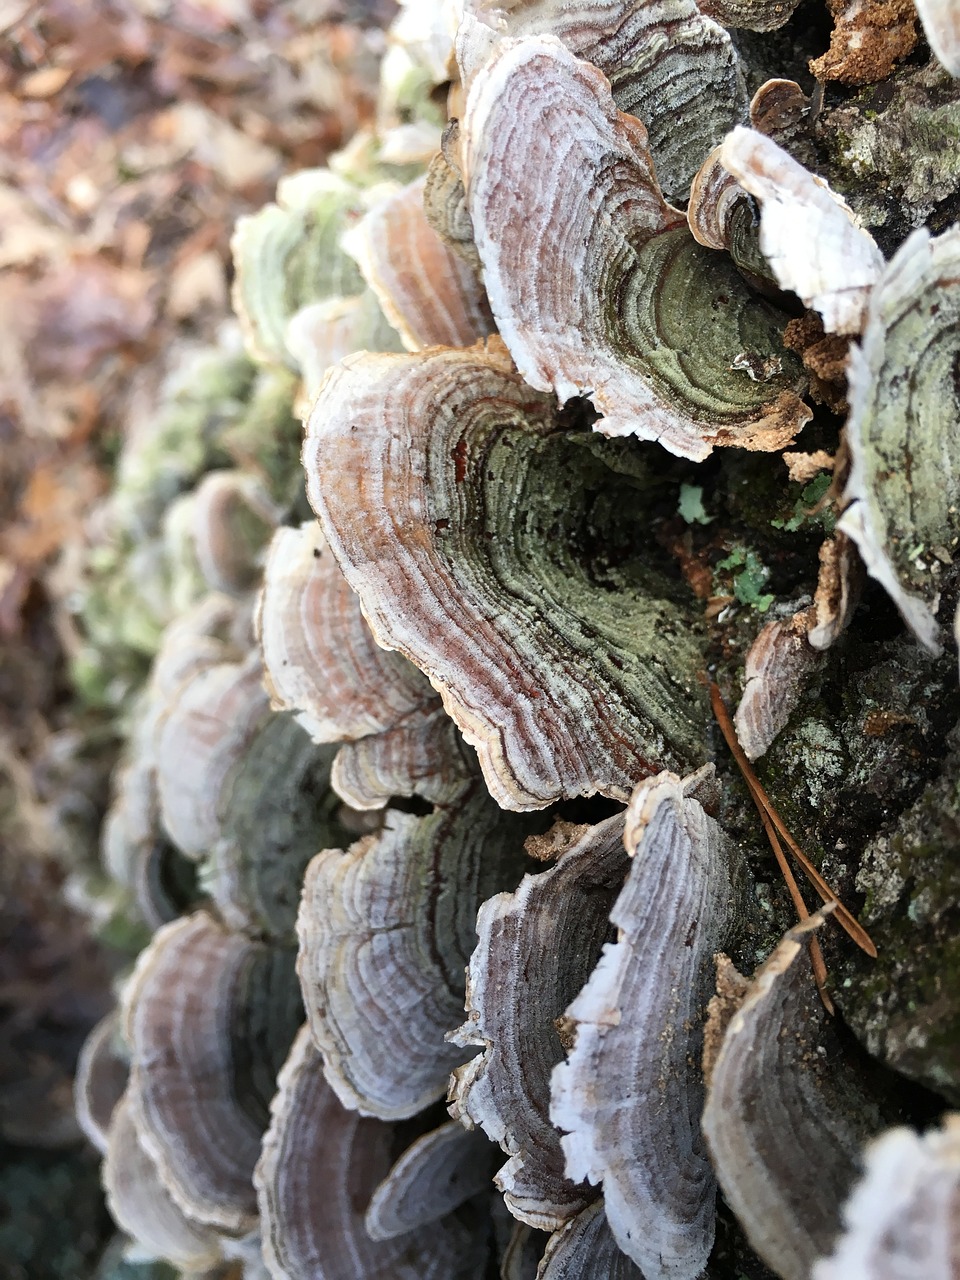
[231, 168, 388, 371]
[257, 522, 434, 745]
[915, 0, 960, 75]
[155, 647, 352, 941]
[256, 521, 474, 810]
[734, 613, 821, 760]
[341, 174, 494, 350]
[74, 1012, 129, 1157]
[838, 225, 960, 654]
[297, 784, 536, 1119]
[306, 340, 709, 809]
[450, 814, 629, 1230]
[537, 1201, 643, 1279]
[702, 917, 884, 1280]
[719, 127, 885, 336]
[103, 1093, 222, 1271]
[364, 1120, 497, 1241]
[122, 912, 302, 1233]
[550, 769, 742, 1278]
[460, 38, 808, 459]
[255, 1025, 487, 1280]
[457, 0, 747, 203]
[813, 1115, 960, 1279]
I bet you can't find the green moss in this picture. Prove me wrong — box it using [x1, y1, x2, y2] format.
[678, 483, 713, 525]
[715, 546, 775, 612]
[770, 473, 836, 535]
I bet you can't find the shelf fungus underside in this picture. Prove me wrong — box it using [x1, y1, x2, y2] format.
[306, 340, 709, 810]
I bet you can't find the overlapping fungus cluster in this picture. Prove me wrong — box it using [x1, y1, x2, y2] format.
[75, 0, 960, 1276]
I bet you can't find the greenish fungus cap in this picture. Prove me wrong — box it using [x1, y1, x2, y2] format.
[838, 226, 960, 654]
[231, 169, 397, 370]
[305, 339, 709, 810]
[461, 40, 808, 459]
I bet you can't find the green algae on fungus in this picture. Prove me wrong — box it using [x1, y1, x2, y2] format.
[460, 37, 809, 460]
[305, 339, 708, 810]
[838, 225, 960, 653]
[231, 168, 402, 371]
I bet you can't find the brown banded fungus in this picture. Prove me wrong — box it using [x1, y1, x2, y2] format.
[550, 769, 742, 1277]
[449, 813, 629, 1229]
[74, 1012, 129, 1157]
[813, 1116, 960, 1279]
[702, 918, 883, 1280]
[297, 782, 536, 1118]
[341, 174, 494, 350]
[104, 1093, 222, 1270]
[734, 613, 821, 760]
[837, 226, 960, 654]
[101, 593, 249, 927]
[255, 1025, 488, 1280]
[305, 340, 708, 809]
[256, 522, 472, 809]
[457, 0, 747, 203]
[719, 127, 885, 336]
[460, 38, 808, 459]
[686, 145, 772, 285]
[122, 911, 302, 1232]
[257, 522, 433, 743]
[189, 470, 280, 596]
